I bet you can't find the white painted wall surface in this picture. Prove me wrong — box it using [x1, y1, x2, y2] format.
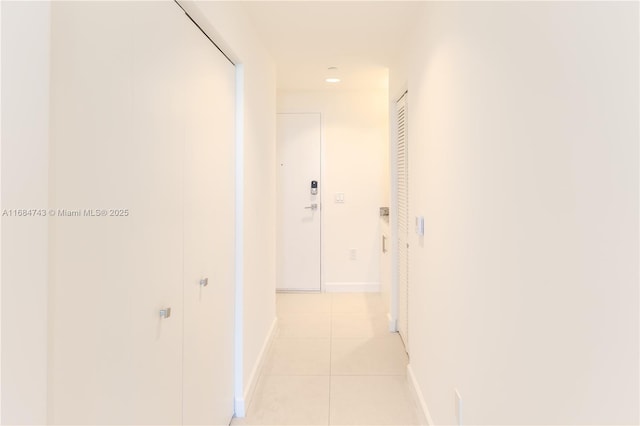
[186, 1, 277, 413]
[277, 90, 389, 291]
[0, 2, 50, 423]
[405, 3, 638, 424]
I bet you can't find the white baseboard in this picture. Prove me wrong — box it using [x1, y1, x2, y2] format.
[407, 364, 434, 426]
[387, 312, 398, 332]
[323, 281, 380, 293]
[235, 317, 278, 417]
[233, 396, 245, 418]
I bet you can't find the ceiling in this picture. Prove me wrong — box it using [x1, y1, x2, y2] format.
[240, 1, 424, 90]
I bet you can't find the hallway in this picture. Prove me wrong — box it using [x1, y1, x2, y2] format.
[2, 1, 637, 424]
[233, 293, 423, 425]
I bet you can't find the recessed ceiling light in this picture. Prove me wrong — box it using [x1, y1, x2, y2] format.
[325, 78, 341, 83]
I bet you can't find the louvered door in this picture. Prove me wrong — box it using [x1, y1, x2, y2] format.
[396, 93, 409, 350]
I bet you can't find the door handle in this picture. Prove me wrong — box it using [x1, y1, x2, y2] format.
[159, 307, 172, 319]
[304, 203, 318, 210]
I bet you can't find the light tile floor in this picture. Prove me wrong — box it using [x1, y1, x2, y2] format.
[231, 293, 424, 426]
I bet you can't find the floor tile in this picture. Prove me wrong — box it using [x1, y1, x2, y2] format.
[330, 375, 422, 425]
[277, 313, 331, 339]
[277, 293, 332, 315]
[232, 375, 330, 425]
[331, 335, 408, 376]
[331, 313, 389, 339]
[331, 293, 386, 315]
[236, 292, 421, 426]
[263, 338, 330, 376]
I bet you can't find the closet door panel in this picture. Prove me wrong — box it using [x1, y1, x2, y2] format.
[127, 3, 187, 422]
[49, 3, 186, 424]
[180, 13, 236, 426]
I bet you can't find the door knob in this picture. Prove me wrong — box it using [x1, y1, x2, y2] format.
[159, 307, 172, 319]
[200, 278, 209, 287]
[304, 203, 318, 210]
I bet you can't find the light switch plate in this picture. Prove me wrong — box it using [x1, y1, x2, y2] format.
[335, 193, 345, 203]
[415, 216, 424, 236]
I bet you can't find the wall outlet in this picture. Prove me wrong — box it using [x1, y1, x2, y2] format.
[349, 248, 357, 260]
[454, 389, 462, 426]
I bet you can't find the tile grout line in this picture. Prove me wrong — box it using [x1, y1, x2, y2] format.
[278, 294, 414, 425]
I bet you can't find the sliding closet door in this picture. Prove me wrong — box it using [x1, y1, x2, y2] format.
[48, 2, 235, 424]
[49, 3, 184, 423]
[180, 11, 236, 426]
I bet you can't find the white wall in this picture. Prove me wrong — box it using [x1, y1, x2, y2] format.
[0, 2, 50, 423]
[405, 2, 638, 425]
[186, 1, 277, 414]
[278, 90, 389, 292]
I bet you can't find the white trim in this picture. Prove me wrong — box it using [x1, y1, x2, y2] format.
[233, 63, 245, 418]
[276, 289, 321, 294]
[237, 317, 278, 418]
[323, 282, 380, 293]
[319, 113, 324, 294]
[0, 2, 4, 419]
[387, 312, 398, 332]
[233, 396, 244, 419]
[407, 364, 434, 426]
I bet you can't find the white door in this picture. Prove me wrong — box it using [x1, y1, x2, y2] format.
[180, 9, 236, 426]
[49, 3, 184, 423]
[396, 93, 409, 349]
[48, 2, 235, 424]
[277, 113, 322, 291]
